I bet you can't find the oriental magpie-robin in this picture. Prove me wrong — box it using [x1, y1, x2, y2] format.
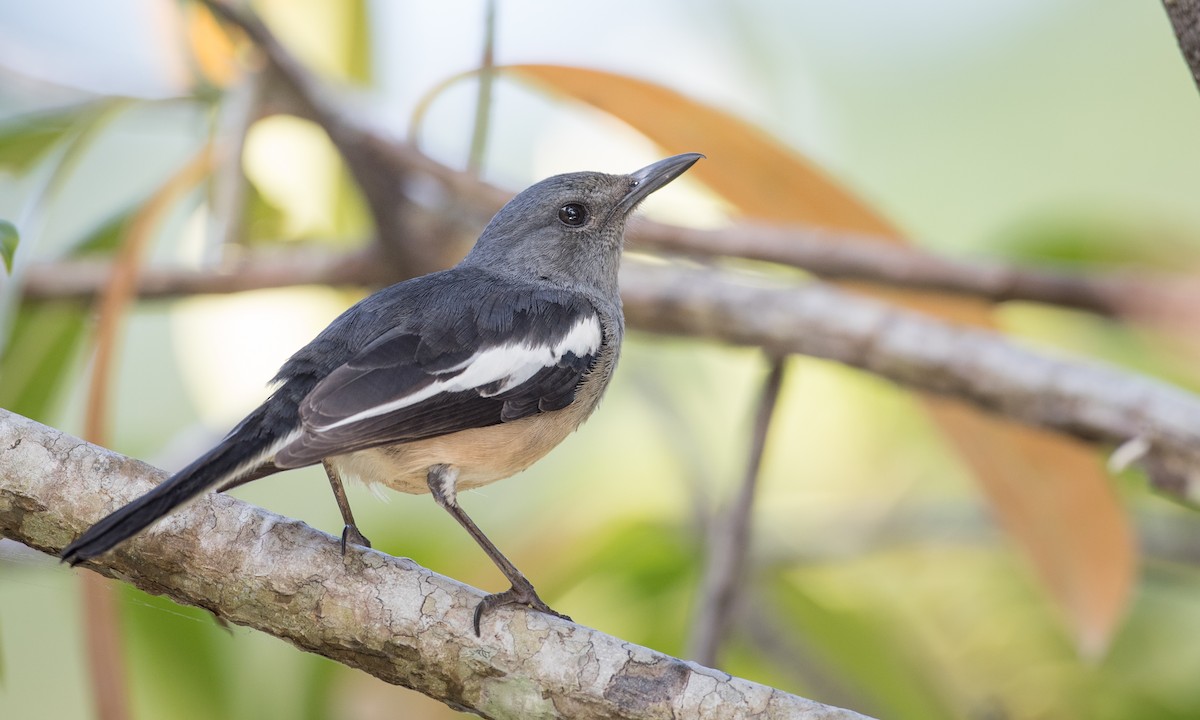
[62, 152, 703, 633]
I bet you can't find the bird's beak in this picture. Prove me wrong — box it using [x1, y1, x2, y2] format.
[617, 152, 704, 214]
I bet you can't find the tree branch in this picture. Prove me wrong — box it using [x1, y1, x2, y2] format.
[21, 248, 385, 301]
[689, 356, 786, 666]
[0, 408, 871, 720]
[195, 0, 1200, 322]
[619, 263, 1200, 498]
[18, 252, 1200, 497]
[631, 222, 1200, 323]
[1162, 0, 1200, 93]
[23, 219, 1200, 325]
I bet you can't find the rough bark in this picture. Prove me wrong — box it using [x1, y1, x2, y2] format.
[1162, 0, 1200, 93]
[0, 408, 871, 720]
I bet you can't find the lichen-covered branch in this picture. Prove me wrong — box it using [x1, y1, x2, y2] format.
[0, 408, 871, 720]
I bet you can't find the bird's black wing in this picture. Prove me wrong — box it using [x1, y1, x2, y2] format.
[272, 288, 602, 469]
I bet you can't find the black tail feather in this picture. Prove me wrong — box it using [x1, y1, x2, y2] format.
[61, 407, 292, 566]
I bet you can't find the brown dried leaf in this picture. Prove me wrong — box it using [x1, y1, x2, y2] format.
[505, 63, 1135, 655]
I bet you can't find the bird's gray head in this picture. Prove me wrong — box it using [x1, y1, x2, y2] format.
[462, 153, 703, 297]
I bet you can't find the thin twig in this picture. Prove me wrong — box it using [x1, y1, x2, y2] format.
[85, 147, 214, 443]
[208, 66, 261, 255]
[79, 574, 129, 720]
[689, 355, 787, 666]
[467, 0, 497, 175]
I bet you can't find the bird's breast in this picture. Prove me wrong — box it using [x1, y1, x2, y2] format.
[328, 341, 618, 495]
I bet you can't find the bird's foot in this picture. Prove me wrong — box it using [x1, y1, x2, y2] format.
[472, 579, 570, 636]
[340, 524, 372, 554]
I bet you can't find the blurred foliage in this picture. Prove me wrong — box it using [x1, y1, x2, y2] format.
[0, 105, 85, 173]
[992, 215, 1199, 269]
[0, 219, 16, 272]
[0, 206, 134, 419]
[3, 2, 1200, 720]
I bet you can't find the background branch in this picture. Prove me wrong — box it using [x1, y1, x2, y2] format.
[194, 0, 1200, 325]
[20, 252, 1200, 496]
[689, 356, 786, 666]
[619, 263, 1200, 498]
[631, 222, 1200, 322]
[23, 219, 1200, 323]
[5, 1, 1200, 717]
[0, 408, 870, 720]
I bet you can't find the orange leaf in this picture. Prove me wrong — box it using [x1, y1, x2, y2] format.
[508, 64, 892, 234]
[185, 3, 241, 88]
[505, 63, 1135, 655]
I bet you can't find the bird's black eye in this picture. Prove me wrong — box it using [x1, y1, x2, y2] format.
[558, 203, 588, 227]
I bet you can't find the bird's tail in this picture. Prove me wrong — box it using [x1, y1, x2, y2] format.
[61, 405, 295, 566]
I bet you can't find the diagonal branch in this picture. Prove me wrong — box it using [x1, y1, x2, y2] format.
[618, 263, 1200, 498]
[0, 408, 871, 720]
[689, 356, 787, 666]
[1161, 0, 1200, 93]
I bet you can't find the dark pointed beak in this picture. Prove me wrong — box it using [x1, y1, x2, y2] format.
[617, 152, 704, 214]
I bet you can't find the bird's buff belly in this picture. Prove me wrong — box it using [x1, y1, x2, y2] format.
[326, 409, 586, 495]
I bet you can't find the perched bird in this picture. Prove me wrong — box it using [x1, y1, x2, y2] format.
[62, 152, 703, 633]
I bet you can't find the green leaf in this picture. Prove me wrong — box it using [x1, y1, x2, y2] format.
[121, 587, 232, 720]
[344, 0, 373, 84]
[555, 520, 700, 656]
[0, 105, 90, 174]
[993, 216, 1195, 269]
[0, 207, 134, 420]
[0, 302, 88, 420]
[764, 574, 958, 720]
[242, 179, 291, 245]
[71, 207, 133, 256]
[0, 220, 17, 273]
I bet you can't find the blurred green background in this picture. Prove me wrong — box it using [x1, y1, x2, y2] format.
[3, 1, 1200, 718]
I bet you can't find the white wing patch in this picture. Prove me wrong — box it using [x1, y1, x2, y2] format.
[313, 314, 601, 432]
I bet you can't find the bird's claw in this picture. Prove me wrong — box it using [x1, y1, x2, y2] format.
[472, 581, 570, 636]
[340, 524, 372, 554]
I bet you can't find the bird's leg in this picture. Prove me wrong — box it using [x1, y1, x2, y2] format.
[426, 464, 570, 635]
[322, 460, 371, 553]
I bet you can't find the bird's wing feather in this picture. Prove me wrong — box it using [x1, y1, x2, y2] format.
[273, 291, 602, 468]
